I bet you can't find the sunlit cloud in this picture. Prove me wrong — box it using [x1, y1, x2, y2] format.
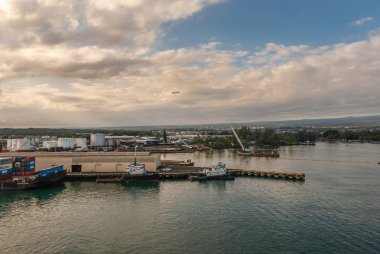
[0, 1, 379, 127]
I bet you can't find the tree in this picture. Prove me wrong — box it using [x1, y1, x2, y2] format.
[163, 129, 168, 143]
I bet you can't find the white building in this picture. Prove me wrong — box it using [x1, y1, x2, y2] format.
[90, 133, 106, 146]
[58, 138, 75, 149]
[43, 141, 58, 149]
[75, 138, 87, 148]
[6, 138, 31, 151]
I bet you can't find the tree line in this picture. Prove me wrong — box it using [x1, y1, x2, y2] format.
[191, 127, 380, 149]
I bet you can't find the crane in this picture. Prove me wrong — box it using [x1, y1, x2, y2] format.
[230, 125, 251, 153]
[176, 137, 193, 149]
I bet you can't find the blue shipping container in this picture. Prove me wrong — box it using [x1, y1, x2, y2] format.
[15, 157, 26, 162]
[0, 168, 13, 176]
[37, 166, 64, 176]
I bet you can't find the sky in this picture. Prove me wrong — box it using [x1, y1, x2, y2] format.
[0, 0, 380, 127]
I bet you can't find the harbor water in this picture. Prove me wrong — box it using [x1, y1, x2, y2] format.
[1, 142, 380, 253]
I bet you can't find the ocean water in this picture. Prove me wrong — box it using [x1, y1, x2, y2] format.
[1, 142, 380, 253]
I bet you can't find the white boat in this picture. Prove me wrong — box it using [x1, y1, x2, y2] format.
[201, 162, 227, 177]
[188, 162, 234, 181]
[126, 161, 148, 175]
[97, 147, 159, 183]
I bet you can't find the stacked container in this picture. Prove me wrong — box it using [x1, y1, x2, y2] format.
[13, 157, 36, 176]
[0, 157, 14, 181]
[37, 165, 64, 176]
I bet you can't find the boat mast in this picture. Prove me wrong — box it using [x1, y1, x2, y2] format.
[230, 125, 249, 152]
[134, 145, 137, 165]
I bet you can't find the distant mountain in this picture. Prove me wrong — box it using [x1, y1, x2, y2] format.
[240, 115, 380, 128]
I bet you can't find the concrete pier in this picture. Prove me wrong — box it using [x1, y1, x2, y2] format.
[65, 166, 305, 181]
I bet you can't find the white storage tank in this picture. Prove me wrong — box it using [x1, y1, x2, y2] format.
[7, 139, 18, 150]
[16, 138, 31, 150]
[90, 133, 105, 146]
[75, 138, 87, 148]
[58, 138, 74, 149]
[7, 138, 31, 151]
[12, 139, 17, 150]
[43, 141, 58, 149]
[6, 139, 13, 150]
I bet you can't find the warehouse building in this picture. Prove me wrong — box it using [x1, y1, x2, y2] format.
[1, 152, 160, 172]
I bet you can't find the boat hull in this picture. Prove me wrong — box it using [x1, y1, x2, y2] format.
[124, 173, 160, 183]
[188, 174, 235, 181]
[97, 173, 160, 184]
[0, 170, 66, 190]
[237, 152, 279, 158]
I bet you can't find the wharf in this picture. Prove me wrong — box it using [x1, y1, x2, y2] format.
[160, 166, 305, 181]
[65, 166, 305, 181]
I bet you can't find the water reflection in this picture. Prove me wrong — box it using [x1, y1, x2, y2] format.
[120, 182, 160, 191]
[0, 184, 65, 203]
[0, 184, 65, 216]
[65, 180, 160, 194]
[196, 180, 228, 191]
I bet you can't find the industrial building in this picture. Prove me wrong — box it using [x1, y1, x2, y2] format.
[43, 141, 58, 149]
[1, 152, 160, 172]
[57, 138, 75, 149]
[6, 138, 31, 151]
[75, 138, 87, 148]
[90, 133, 106, 146]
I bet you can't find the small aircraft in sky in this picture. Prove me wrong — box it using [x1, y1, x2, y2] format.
[171, 91, 180, 94]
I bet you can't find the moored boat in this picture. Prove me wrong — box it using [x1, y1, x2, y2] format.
[97, 147, 159, 183]
[188, 162, 234, 181]
[237, 149, 280, 158]
[122, 160, 159, 183]
[0, 165, 66, 190]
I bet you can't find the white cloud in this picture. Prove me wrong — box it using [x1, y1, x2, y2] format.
[352, 17, 374, 26]
[1, 33, 380, 127]
[0, 1, 379, 127]
[0, 0, 222, 50]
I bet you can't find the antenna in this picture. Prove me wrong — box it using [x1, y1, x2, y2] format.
[134, 145, 137, 165]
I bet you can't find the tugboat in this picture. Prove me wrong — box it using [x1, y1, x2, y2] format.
[0, 165, 66, 190]
[122, 159, 159, 183]
[188, 162, 235, 181]
[97, 147, 159, 183]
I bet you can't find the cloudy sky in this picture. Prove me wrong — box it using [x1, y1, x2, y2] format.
[0, 0, 380, 127]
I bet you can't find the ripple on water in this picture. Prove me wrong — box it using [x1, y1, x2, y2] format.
[1, 143, 380, 253]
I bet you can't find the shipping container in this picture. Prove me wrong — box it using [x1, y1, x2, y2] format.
[0, 163, 13, 170]
[0, 157, 13, 165]
[15, 157, 25, 162]
[0, 168, 13, 175]
[37, 166, 64, 176]
[0, 168, 14, 180]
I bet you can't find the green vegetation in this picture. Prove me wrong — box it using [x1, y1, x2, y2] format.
[191, 127, 380, 149]
[322, 129, 380, 141]
[163, 129, 168, 143]
[192, 127, 317, 149]
[192, 135, 237, 149]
